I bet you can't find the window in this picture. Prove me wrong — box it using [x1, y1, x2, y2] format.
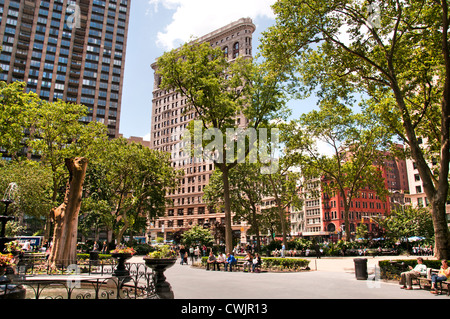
[233, 42, 239, 58]
[223, 46, 228, 58]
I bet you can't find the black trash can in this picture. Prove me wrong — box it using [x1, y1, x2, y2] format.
[353, 258, 368, 280]
[90, 251, 99, 266]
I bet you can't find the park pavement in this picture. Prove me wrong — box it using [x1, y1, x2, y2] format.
[129, 254, 447, 300]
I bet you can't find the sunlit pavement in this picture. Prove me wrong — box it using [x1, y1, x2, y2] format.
[130, 255, 444, 300]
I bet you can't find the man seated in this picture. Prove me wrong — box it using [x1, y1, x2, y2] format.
[225, 253, 237, 272]
[252, 253, 262, 273]
[399, 257, 427, 290]
[243, 252, 253, 272]
[206, 251, 217, 271]
[216, 252, 226, 271]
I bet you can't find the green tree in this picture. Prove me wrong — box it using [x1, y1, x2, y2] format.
[376, 205, 434, 243]
[0, 160, 53, 221]
[28, 100, 107, 202]
[181, 225, 214, 248]
[281, 102, 390, 241]
[263, 157, 303, 247]
[204, 162, 268, 252]
[260, 0, 450, 258]
[0, 81, 39, 158]
[27, 100, 108, 239]
[96, 138, 181, 244]
[156, 41, 287, 254]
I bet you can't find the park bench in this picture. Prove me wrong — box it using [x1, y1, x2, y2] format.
[235, 259, 262, 272]
[417, 269, 450, 296]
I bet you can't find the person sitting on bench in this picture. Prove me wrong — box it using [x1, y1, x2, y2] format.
[399, 257, 427, 290]
[430, 260, 450, 294]
[225, 253, 237, 272]
[206, 251, 217, 271]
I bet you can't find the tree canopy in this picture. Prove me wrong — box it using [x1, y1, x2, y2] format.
[261, 0, 450, 258]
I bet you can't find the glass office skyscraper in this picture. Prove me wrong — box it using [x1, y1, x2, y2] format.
[0, 0, 130, 138]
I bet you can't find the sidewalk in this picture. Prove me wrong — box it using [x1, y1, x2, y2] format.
[139, 255, 446, 299]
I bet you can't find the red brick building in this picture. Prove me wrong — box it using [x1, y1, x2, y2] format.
[321, 148, 407, 241]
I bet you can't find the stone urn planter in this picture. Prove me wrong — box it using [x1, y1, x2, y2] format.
[143, 257, 176, 299]
[110, 246, 136, 278]
[111, 252, 133, 277]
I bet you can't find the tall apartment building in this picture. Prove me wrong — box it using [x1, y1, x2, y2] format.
[0, 0, 130, 138]
[148, 18, 256, 242]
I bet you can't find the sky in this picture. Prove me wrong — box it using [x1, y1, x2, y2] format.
[119, 0, 319, 142]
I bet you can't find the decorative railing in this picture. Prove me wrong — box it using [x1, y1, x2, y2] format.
[1, 261, 158, 300]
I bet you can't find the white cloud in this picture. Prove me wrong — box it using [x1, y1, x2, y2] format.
[316, 139, 335, 157]
[148, 0, 276, 50]
[143, 132, 151, 141]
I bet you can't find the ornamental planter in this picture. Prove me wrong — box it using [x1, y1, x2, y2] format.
[111, 253, 133, 277]
[143, 257, 176, 299]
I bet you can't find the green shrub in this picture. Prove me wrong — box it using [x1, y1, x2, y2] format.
[199, 256, 310, 271]
[134, 244, 153, 255]
[262, 258, 309, 270]
[77, 253, 111, 260]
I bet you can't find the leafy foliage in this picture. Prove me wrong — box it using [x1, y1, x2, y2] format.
[181, 225, 214, 248]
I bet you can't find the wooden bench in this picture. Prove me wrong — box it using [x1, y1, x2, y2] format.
[417, 269, 450, 296]
[236, 259, 262, 272]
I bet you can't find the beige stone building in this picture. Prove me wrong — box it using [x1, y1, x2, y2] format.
[147, 18, 256, 243]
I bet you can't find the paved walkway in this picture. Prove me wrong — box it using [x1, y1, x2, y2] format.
[131, 255, 446, 300]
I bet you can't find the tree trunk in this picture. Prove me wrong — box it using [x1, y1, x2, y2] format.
[49, 157, 88, 268]
[268, 175, 288, 247]
[251, 202, 261, 253]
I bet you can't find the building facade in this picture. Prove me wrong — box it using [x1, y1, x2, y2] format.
[291, 149, 408, 242]
[148, 18, 256, 242]
[0, 0, 130, 138]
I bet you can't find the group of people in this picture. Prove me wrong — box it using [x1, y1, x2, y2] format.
[242, 251, 262, 272]
[205, 251, 262, 272]
[399, 257, 450, 294]
[411, 245, 434, 256]
[92, 241, 109, 254]
[177, 245, 209, 265]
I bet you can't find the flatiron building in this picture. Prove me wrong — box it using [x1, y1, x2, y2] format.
[148, 18, 256, 243]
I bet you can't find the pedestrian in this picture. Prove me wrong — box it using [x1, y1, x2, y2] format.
[184, 251, 189, 265]
[194, 246, 200, 261]
[189, 246, 194, 263]
[101, 241, 108, 254]
[179, 245, 186, 265]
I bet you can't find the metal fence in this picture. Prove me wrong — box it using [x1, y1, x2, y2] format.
[1, 261, 158, 300]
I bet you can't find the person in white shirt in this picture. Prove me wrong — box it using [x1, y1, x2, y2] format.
[399, 257, 427, 290]
[216, 252, 226, 271]
[22, 240, 31, 251]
